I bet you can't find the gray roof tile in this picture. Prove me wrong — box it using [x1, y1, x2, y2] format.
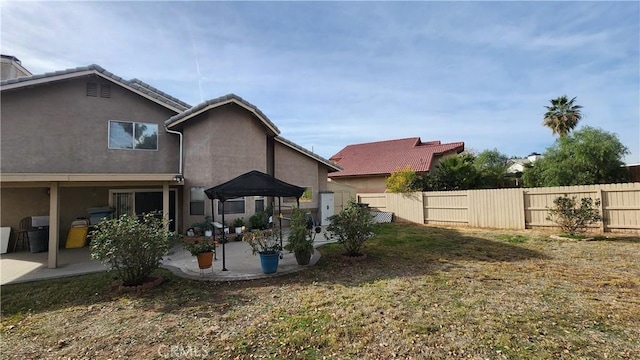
[1, 64, 189, 112]
[164, 94, 278, 133]
[275, 136, 342, 172]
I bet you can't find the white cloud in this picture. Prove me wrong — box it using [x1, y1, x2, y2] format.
[1, 1, 638, 163]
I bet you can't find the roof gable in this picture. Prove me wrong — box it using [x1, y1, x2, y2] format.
[275, 136, 341, 172]
[165, 94, 279, 135]
[328, 137, 464, 178]
[0, 64, 190, 112]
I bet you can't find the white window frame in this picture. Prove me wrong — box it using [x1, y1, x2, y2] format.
[108, 120, 159, 151]
[108, 188, 178, 229]
[217, 198, 246, 215]
[190, 186, 206, 215]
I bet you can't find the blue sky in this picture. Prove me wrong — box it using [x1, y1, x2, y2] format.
[2, 1, 638, 163]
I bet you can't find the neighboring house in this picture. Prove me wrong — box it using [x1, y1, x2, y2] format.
[328, 137, 464, 193]
[0, 61, 340, 267]
[626, 163, 640, 182]
[507, 153, 541, 174]
[1, 55, 31, 80]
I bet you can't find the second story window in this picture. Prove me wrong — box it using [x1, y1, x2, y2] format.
[108, 120, 158, 150]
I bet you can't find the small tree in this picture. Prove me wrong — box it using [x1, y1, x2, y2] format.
[473, 149, 510, 188]
[546, 195, 602, 236]
[284, 207, 315, 256]
[523, 126, 630, 187]
[91, 213, 173, 286]
[325, 199, 374, 256]
[386, 166, 420, 193]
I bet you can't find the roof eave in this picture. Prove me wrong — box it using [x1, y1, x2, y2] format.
[275, 136, 342, 172]
[1, 68, 185, 114]
[166, 98, 280, 135]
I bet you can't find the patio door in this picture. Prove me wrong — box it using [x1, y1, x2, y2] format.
[110, 189, 177, 231]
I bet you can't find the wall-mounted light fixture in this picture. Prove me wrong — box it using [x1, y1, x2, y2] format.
[173, 174, 184, 183]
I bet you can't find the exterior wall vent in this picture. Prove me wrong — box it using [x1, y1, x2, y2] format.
[86, 82, 98, 97]
[100, 84, 111, 98]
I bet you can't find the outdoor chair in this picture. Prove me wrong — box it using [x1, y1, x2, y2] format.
[13, 217, 31, 252]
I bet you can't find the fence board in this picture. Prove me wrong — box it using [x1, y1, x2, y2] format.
[469, 189, 525, 229]
[357, 183, 640, 233]
[423, 191, 468, 226]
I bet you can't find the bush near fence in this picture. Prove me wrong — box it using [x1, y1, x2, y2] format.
[357, 183, 640, 233]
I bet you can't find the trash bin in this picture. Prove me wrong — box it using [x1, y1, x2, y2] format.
[28, 227, 49, 253]
[26, 216, 49, 253]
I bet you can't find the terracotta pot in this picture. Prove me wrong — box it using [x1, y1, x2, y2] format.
[196, 251, 214, 269]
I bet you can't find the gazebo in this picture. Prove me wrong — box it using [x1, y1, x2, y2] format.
[204, 170, 305, 271]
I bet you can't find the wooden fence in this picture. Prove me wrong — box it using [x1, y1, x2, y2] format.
[357, 183, 640, 232]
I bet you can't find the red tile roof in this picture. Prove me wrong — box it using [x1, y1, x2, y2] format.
[328, 137, 464, 178]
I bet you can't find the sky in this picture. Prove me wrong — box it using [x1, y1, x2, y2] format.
[2, 1, 639, 164]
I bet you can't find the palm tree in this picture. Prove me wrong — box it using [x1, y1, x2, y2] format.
[543, 95, 583, 137]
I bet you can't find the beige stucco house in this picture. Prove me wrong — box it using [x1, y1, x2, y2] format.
[0, 61, 340, 267]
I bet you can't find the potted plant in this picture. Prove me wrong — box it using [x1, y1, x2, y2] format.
[244, 229, 282, 274]
[183, 237, 217, 269]
[233, 217, 245, 234]
[284, 208, 315, 265]
[191, 215, 214, 237]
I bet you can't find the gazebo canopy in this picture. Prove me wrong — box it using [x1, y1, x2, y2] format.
[203, 170, 304, 272]
[204, 170, 305, 202]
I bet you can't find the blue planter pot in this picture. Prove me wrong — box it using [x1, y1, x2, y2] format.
[259, 252, 280, 274]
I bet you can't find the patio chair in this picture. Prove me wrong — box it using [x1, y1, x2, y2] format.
[13, 217, 31, 252]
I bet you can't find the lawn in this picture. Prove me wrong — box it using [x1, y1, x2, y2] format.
[2, 223, 639, 359]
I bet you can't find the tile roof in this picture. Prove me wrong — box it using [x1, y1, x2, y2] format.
[1, 63, 339, 172]
[328, 137, 464, 178]
[275, 136, 342, 172]
[164, 93, 279, 135]
[128, 78, 191, 111]
[0, 64, 190, 112]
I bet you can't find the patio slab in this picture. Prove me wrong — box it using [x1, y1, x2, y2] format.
[0, 247, 108, 285]
[1, 228, 335, 285]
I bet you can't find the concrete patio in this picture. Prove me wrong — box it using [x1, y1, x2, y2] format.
[1, 228, 335, 285]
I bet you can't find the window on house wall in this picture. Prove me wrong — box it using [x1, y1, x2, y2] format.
[255, 197, 265, 212]
[218, 198, 245, 214]
[190, 187, 205, 215]
[108, 120, 158, 150]
[301, 187, 313, 202]
[284, 187, 312, 203]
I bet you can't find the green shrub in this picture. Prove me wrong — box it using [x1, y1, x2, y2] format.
[249, 212, 267, 230]
[90, 213, 173, 286]
[284, 208, 314, 256]
[546, 195, 602, 236]
[325, 199, 374, 256]
[386, 165, 420, 193]
[232, 217, 245, 228]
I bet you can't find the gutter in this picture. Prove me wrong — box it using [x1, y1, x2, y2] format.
[164, 126, 184, 182]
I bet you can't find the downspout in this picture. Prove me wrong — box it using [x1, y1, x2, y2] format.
[164, 126, 183, 178]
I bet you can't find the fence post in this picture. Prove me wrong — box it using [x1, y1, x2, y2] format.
[521, 188, 527, 230]
[598, 188, 606, 233]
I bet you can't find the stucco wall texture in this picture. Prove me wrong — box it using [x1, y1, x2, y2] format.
[0, 75, 180, 174]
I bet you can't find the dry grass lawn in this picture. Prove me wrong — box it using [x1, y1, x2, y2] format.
[2, 223, 639, 359]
